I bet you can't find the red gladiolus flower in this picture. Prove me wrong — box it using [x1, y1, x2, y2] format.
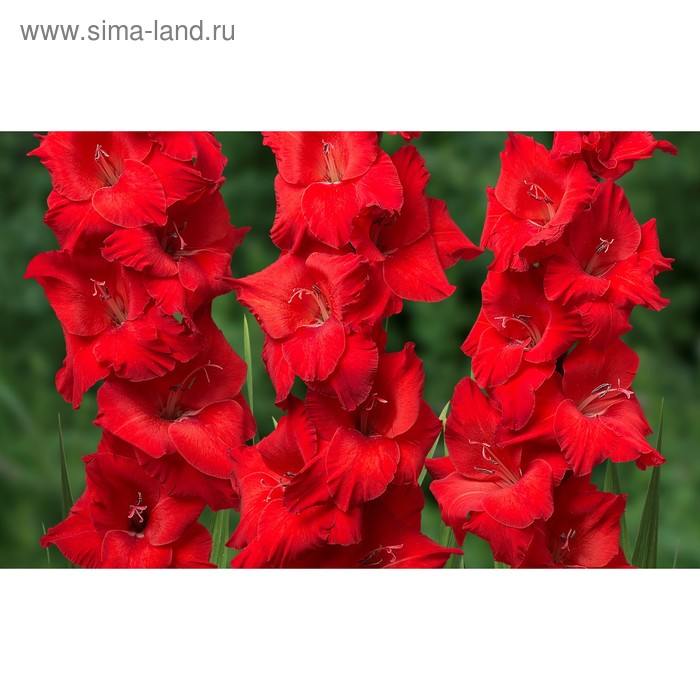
[264, 131, 403, 251]
[427, 378, 568, 535]
[553, 339, 665, 475]
[95, 309, 255, 483]
[481, 133, 597, 272]
[516, 476, 629, 568]
[101, 192, 248, 323]
[551, 131, 677, 180]
[351, 146, 481, 307]
[281, 484, 461, 568]
[229, 399, 362, 568]
[303, 345, 442, 511]
[30, 131, 225, 239]
[543, 181, 671, 314]
[25, 248, 201, 406]
[40, 449, 213, 568]
[233, 251, 380, 407]
[463, 267, 583, 389]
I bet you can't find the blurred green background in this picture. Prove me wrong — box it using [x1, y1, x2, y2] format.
[1, 132, 697, 568]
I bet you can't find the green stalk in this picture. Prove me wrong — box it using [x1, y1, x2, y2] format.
[631, 399, 664, 568]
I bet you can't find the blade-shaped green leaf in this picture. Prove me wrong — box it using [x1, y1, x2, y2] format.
[210, 508, 231, 569]
[243, 314, 254, 416]
[271, 416, 278, 429]
[631, 399, 664, 568]
[603, 459, 631, 559]
[42, 522, 50, 568]
[58, 414, 73, 519]
[419, 400, 451, 486]
[494, 560, 510, 569]
[439, 523, 464, 569]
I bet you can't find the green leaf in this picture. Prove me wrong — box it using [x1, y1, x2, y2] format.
[673, 538, 680, 569]
[603, 459, 631, 559]
[243, 314, 254, 416]
[271, 416, 278, 429]
[631, 399, 664, 568]
[494, 560, 510, 569]
[439, 523, 464, 569]
[210, 508, 231, 569]
[419, 400, 450, 486]
[42, 522, 50, 568]
[58, 414, 73, 519]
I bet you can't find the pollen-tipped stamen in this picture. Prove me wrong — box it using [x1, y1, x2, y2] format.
[94, 144, 120, 186]
[577, 379, 634, 418]
[493, 313, 542, 349]
[90, 278, 127, 324]
[161, 362, 223, 420]
[288, 284, 331, 324]
[524, 179, 556, 222]
[322, 141, 343, 183]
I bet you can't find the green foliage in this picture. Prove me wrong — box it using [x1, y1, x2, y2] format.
[439, 525, 465, 569]
[632, 400, 665, 568]
[210, 509, 232, 569]
[603, 460, 631, 559]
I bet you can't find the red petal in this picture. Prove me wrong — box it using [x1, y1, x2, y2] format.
[102, 227, 178, 277]
[169, 522, 215, 568]
[326, 428, 400, 510]
[301, 181, 360, 248]
[282, 317, 346, 381]
[169, 399, 255, 477]
[354, 151, 404, 214]
[428, 197, 482, 268]
[383, 234, 455, 302]
[92, 159, 167, 228]
[263, 131, 377, 185]
[146, 495, 205, 546]
[307, 328, 378, 411]
[101, 531, 173, 568]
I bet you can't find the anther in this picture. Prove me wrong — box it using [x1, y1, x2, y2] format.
[90, 278, 110, 299]
[596, 238, 614, 254]
[468, 439, 499, 465]
[524, 180, 553, 204]
[365, 393, 388, 411]
[127, 492, 148, 524]
[591, 382, 612, 398]
[473, 466, 495, 475]
[559, 528, 576, 551]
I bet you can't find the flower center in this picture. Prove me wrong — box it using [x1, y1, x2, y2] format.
[524, 179, 557, 224]
[90, 278, 127, 324]
[552, 528, 576, 564]
[260, 471, 296, 503]
[584, 237, 616, 276]
[493, 313, 542, 350]
[468, 439, 522, 487]
[161, 362, 223, 420]
[359, 393, 388, 436]
[322, 141, 343, 183]
[127, 492, 148, 534]
[288, 284, 331, 325]
[359, 543, 404, 567]
[94, 144, 121, 187]
[576, 380, 634, 418]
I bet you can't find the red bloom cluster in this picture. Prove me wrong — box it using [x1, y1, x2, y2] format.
[30, 132, 255, 567]
[428, 132, 674, 568]
[228, 131, 481, 567]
